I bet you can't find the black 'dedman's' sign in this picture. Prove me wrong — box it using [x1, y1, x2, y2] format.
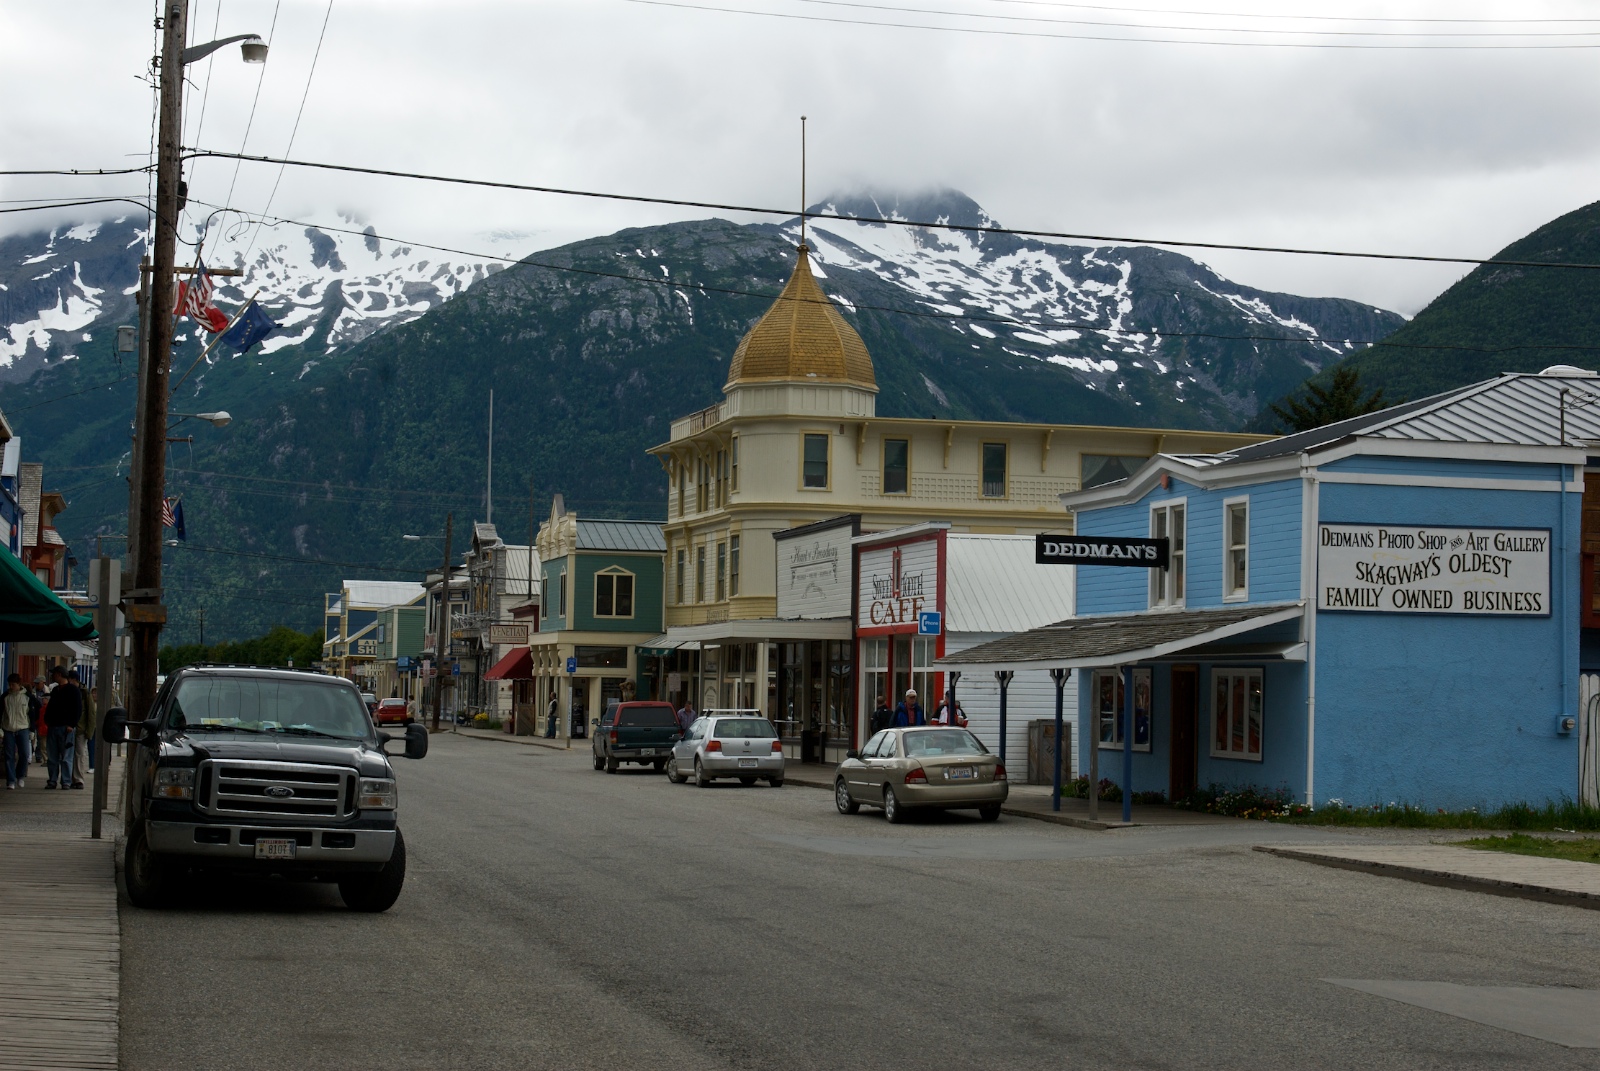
[1035, 534, 1170, 568]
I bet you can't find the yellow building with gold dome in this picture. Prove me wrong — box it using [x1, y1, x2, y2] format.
[648, 243, 1265, 759]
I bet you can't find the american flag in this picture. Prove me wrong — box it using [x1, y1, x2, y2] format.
[174, 262, 229, 333]
[161, 496, 177, 528]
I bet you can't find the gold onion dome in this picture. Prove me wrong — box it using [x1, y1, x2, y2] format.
[724, 244, 877, 390]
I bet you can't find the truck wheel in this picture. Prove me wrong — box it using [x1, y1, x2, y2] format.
[592, 754, 604, 771]
[694, 758, 711, 788]
[338, 830, 407, 913]
[653, 759, 666, 771]
[123, 825, 170, 909]
[605, 756, 619, 774]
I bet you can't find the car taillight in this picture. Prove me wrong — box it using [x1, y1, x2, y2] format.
[707, 740, 723, 752]
[771, 740, 783, 752]
[904, 767, 927, 784]
[994, 763, 1007, 781]
[609, 729, 618, 744]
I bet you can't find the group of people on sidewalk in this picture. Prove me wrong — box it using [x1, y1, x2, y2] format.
[867, 689, 968, 734]
[2, 666, 96, 791]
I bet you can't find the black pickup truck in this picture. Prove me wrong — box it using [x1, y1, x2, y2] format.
[106, 664, 428, 912]
[591, 701, 681, 772]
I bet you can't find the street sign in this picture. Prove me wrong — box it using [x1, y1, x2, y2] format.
[917, 611, 942, 636]
[1035, 534, 1169, 568]
[566, 656, 578, 674]
[451, 662, 461, 676]
[397, 656, 412, 671]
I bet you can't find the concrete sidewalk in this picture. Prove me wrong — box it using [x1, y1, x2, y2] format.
[451, 725, 591, 751]
[1259, 843, 1600, 910]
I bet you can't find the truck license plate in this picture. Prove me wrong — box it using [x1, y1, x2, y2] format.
[738, 758, 758, 768]
[254, 839, 296, 860]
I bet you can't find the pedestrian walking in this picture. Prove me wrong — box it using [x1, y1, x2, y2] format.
[933, 696, 968, 728]
[43, 666, 80, 790]
[892, 689, 924, 727]
[676, 698, 697, 734]
[869, 694, 892, 735]
[3, 673, 31, 789]
[546, 694, 559, 738]
[71, 669, 95, 788]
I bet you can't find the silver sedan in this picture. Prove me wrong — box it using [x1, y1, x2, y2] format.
[835, 727, 1007, 823]
[666, 714, 786, 788]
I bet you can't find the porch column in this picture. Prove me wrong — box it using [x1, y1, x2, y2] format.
[995, 670, 1013, 767]
[1121, 664, 1134, 824]
[1049, 668, 1070, 814]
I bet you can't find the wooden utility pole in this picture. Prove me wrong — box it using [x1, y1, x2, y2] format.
[430, 512, 453, 732]
[127, 0, 189, 729]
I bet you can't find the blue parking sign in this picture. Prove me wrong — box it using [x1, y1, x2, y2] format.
[566, 656, 578, 674]
[917, 611, 942, 636]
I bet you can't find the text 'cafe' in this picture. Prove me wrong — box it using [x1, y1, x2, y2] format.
[943, 370, 1600, 810]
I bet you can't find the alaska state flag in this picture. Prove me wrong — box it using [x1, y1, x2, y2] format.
[221, 301, 280, 354]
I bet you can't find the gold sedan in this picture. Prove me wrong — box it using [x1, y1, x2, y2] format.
[835, 727, 1008, 823]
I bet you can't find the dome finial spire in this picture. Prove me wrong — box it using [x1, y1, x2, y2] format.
[799, 114, 808, 250]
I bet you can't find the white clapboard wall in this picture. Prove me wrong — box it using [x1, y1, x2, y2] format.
[944, 633, 1078, 779]
[1582, 674, 1600, 808]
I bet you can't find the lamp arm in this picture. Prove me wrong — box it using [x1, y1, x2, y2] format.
[181, 34, 261, 65]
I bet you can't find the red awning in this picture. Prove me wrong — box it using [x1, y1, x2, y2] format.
[483, 646, 534, 681]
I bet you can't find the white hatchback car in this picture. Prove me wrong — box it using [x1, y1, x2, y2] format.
[666, 712, 785, 788]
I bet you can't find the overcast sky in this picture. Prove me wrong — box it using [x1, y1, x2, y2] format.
[7, 0, 1600, 315]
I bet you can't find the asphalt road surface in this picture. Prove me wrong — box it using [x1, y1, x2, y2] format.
[121, 733, 1600, 1070]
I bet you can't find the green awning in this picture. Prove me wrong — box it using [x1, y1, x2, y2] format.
[0, 543, 95, 641]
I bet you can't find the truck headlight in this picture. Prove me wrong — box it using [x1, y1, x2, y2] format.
[154, 767, 195, 800]
[358, 778, 397, 810]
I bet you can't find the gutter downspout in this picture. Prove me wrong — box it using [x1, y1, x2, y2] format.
[1562, 457, 1576, 766]
[1300, 466, 1319, 806]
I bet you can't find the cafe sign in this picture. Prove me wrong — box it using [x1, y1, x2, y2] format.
[1317, 523, 1550, 616]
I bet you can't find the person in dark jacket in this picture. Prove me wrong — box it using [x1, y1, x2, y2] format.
[43, 666, 81, 789]
[891, 689, 924, 728]
[869, 695, 892, 735]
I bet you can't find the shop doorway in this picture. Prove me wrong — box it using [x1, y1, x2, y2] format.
[1169, 666, 1198, 800]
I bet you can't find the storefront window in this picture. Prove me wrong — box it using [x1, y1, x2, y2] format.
[1212, 669, 1263, 761]
[1094, 668, 1152, 752]
[860, 638, 887, 738]
[575, 645, 628, 669]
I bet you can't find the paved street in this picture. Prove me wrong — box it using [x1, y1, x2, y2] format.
[120, 734, 1600, 1070]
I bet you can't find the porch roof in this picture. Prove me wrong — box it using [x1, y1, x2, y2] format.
[935, 602, 1304, 674]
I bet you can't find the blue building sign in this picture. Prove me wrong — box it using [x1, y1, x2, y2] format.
[917, 611, 942, 636]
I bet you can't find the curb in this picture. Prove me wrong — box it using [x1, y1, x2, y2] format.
[1255, 845, 1600, 911]
[450, 729, 585, 752]
[782, 771, 1133, 829]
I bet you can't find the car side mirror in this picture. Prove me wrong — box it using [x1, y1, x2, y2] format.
[102, 707, 128, 744]
[846, 748, 860, 760]
[404, 722, 429, 760]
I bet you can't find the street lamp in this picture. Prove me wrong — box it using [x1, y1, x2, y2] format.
[170, 411, 232, 429]
[126, 2, 269, 761]
[181, 34, 268, 65]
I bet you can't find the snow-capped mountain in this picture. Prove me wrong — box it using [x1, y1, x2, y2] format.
[0, 214, 506, 383]
[786, 191, 1401, 414]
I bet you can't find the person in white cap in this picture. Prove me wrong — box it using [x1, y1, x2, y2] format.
[892, 688, 924, 727]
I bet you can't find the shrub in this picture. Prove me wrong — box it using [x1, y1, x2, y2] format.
[1174, 783, 1300, 820]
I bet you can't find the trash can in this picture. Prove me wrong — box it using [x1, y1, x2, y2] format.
[801, 728, 818, 764]
[1027, 719, 1056, 786]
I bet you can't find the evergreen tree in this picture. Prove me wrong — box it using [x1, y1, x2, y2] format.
[1269, 367, 1392, 433]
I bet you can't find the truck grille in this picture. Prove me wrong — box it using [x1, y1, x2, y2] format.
[199, 759, 355, 820]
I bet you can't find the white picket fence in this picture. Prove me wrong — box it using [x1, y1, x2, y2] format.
[1581, 674, 1600, 807]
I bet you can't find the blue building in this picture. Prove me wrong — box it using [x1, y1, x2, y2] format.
[944, 369, 1600, 810]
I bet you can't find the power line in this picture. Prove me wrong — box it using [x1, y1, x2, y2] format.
[0, 198, 152, 217]
[244, 0, 334, 262]
[182, 148, 1600, 271]
[171, 542, 426, 574]
[619, 0, 1600, 48]
[789, 0, 1600, 38]
[928, 0, 1600, 25]
[221, 0, 282, 218]
[6, 375, 134, 412]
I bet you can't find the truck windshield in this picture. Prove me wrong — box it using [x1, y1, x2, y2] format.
[618, 705, 678, 727]
[713, 719, 777, 739]
[167, 677, 372, 740]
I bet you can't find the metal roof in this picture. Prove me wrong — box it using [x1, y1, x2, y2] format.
[575, 519, 666, 553]
[936, 603, 1303, 672]
[1224, 370, 1600, 465]
[944, 535, 1075, 634]
[342, 580, 425, 609]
